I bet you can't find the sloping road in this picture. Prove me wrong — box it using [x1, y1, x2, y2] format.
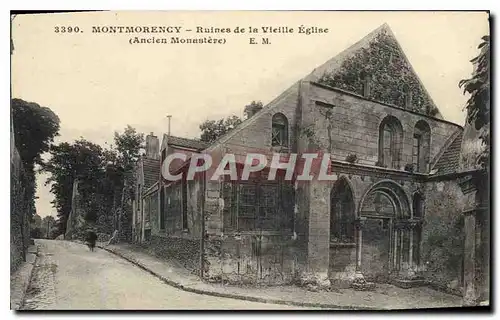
[22, 240, 310, 310]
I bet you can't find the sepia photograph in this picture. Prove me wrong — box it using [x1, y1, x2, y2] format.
[9, 10, 490, 311]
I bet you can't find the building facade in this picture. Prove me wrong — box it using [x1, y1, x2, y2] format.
[132, 24, 488, 302]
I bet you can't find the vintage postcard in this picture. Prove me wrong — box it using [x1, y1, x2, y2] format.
[10, 11, 490, 310]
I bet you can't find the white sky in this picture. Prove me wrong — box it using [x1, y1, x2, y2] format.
[10, 11, 489, 218]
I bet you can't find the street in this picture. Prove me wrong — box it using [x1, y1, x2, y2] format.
[22, 240, 311, 310]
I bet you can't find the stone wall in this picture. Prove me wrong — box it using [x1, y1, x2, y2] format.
[421, 179, 465, 295]
[10, 146, 30, 273]
[204, 233, 301, 285]
[304, 82, 461, 168]
[146, 234, 200, 274]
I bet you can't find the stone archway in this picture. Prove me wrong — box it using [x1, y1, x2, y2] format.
[357, 180, 412, 282]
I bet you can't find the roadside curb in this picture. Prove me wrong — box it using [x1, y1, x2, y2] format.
[11, 244, 39, 310]
[97, 244, 379, 310]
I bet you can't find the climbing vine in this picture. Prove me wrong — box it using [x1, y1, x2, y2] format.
[318, 30, 438, 116]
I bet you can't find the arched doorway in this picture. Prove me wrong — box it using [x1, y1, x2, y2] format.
[358, 180, 411, 282]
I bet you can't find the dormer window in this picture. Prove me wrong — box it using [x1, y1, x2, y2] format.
[271, 113, 288, 147]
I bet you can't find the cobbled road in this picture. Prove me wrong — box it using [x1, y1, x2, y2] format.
[22, 240, 309, 310]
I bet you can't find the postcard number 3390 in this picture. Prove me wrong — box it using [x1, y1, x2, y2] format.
[54, 26, 82, 33]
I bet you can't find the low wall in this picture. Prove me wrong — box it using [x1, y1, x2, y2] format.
[203, 233, 301, 286]
[144, 234, 201, 274]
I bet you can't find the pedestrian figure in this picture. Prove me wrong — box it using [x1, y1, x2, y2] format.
[86, 229, 97, 252]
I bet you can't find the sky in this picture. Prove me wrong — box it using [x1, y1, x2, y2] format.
[10, 11, 489, 218]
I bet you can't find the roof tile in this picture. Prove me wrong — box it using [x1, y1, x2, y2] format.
[168, 136, 208, 150]
[433, 133, 463, 175]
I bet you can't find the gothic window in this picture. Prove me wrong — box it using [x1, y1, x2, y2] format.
[412, 192, 424, 219]
[330, 178, 355, 243]
[378, 116, 403, 169]
[413, 121, 431, 172]
[413, 134, 421, 170]
[272, 113, 288, 147]
[222, 168, 293, 232]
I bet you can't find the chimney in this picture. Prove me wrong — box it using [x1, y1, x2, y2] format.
[145, 132, 159, 160]
[362, 73, 371, 97]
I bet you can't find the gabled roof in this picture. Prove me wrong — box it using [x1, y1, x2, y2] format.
[169, 135, 208, 150]
[307, 23, 441, 118]
[160, 134, 208, 151]
[204, 23, 446, 153]
[432, 132, 464, 176]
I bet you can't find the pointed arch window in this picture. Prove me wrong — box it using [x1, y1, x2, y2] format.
[272, 113, 288, 147]
[330, 178, 355, 243]
[378, 116, 403, 169]
[412, 192, 424, 219]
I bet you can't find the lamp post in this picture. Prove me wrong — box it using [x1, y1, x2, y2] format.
[166, 115, 172, 135]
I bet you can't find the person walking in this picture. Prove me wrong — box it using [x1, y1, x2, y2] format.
[86, 228, 98, 252]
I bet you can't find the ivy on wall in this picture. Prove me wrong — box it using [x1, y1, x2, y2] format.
[318, 30, 438, 117]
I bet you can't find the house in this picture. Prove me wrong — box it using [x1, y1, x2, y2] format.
[133, 23, 488, 303]
[132, 133, 161, 243]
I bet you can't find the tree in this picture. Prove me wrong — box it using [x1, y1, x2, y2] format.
[199, 100, 264, 143]
[30, 213, 44, 239]
[200, 115, 243, 144]
[42, 126, 144, 236]
[42, 216, 56, 238]
[459, 35, 490, 168]
[31, 213, 42, 229]
[42, 139, 107, 235]
[113, 125, 144, 172]
[12, 98, 60, 221]
[244, 100, 263, 119]
[12, 99, 60, 171]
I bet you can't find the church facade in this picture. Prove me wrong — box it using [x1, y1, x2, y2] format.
[133, 24, 487, 301]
